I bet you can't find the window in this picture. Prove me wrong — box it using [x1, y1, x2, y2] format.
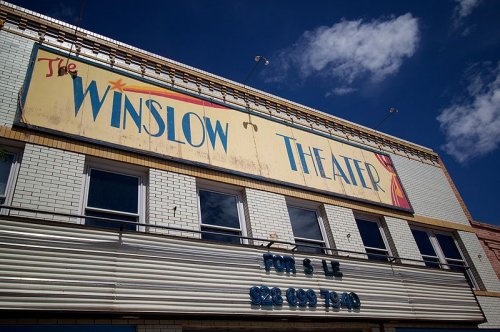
[83, 164, 145, 231]
[356, 215, 391, 261]
[411, 228, 441, 268]
[287, 204, 327, 254]
[411, 228, 467, 269]
[0, 152, 17, 205]
[411, 227, 476, 287]
[198, 183, 246, 244]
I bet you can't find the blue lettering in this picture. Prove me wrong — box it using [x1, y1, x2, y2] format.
[341, 156, 357, 186]
[313, 148, 330, 179]
[182, 112, 205, 147]
[284, 256, 296, 274]
[297, 143, 318, 176]
[366, 162, 385, 192]
[166, 106, 185, 144]
[143, 99, 165, 137]
[303, 258, 314, 275]
[322, 260, 343, 277]
[263, 253, 273, 272]
[332, 156, 351, 184]
[276, 134, 297, 171]
[110, 91, 121, 128]
[205, 117, 229, 153]
[72, 77, 110, 120]
[273, 255, 285, 272]
[123, 96, 142, 133]
[353, 159, 370, 189]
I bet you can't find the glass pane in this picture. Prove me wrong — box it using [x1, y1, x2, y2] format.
[85, 210, 137, 231]
[201, 226, 241, 244]
[356, 219, 387, 250]
[87, 169, 138, 214]
[294, 239, 325, 254]
[366, 248, 389, 262]
[288, 206, 323, 241]
[446, 260, 476, 289]
[0, 153, 14, 195]
[199, 190, 240, 229]
[423, 256, 441, 268]
[436, 234, 462, 260]
[447, 259, 466, 272]
[411, 229, 437, 256]
[446, 259, 474, 288]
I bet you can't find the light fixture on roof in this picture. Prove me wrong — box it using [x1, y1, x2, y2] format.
[242, 55, 270, 131]
[255, 55, 270, 66]
[243, 55, 270, 86]
[374, 107, 399, 130]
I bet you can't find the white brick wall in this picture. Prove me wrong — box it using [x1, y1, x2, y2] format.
[10, 143, 85, 222]
[243, 188, 294, 248]
[148, 169, 199, 238]
[0, 29, 35, 126]
[391, 154, 469, 225]
[477, 296, 500, 328]
[321, 204, 365, 258]
[383, 217, 425, 265]
[457, 231, 500, 292]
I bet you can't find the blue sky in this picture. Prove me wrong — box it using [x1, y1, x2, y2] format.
[9, 0, 500, 226]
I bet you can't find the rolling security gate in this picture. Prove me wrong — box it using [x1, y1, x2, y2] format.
[0, 217, 484, 323]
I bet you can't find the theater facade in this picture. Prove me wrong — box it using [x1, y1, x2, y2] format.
[0, 2, 499, 331]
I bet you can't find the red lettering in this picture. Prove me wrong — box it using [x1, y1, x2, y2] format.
[37, 57, 61, 77]
[37, 57, 78, 77]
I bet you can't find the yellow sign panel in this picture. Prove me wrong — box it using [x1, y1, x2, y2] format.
[20, 46, 411, 211]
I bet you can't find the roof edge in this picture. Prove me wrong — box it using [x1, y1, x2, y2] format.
[0, 1, 438, 161]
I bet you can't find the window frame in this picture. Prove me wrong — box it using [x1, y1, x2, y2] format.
[411, 226, 478, 289]
[410, 227, 443, 268]
[355, 213, 392, 261]
[196, 180, 247, 244]
[81, 160, 146, 231]
[286, 198, 329, 254]
[0, 146, 22, 210]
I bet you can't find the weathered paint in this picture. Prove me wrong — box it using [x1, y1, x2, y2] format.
[20, 46, 411, 211]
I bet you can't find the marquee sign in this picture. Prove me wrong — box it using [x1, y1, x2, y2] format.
[19, 45, 412, 211]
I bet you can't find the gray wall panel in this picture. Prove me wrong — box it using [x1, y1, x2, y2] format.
[0, 219, 483, 322]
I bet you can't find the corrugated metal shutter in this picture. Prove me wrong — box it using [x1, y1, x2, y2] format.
[0, 219, 483, 322]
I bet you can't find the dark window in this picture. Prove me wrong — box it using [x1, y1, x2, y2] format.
[411, 228, 476, 288]
[200, 226, 241, 244]
[0, 153, 15, 205]
[199, 189, 243, 244]
[356, 218, 389, 261]
[85, 168, 141, 231]
[288, 206, 325, 254]
[436, 234, 462, 260]
[411, 229, 441, 268]
[435, 234, 469, 275]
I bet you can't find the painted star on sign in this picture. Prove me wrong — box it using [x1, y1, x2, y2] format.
[109, 78, 126, 92]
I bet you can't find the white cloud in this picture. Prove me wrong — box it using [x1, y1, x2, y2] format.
[437, 62, 500, 163]
[266, 13, 419, 87]
[452, 0, 481, 30]
[327, 87, 358, 96]
[455, 0, 481, 19]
